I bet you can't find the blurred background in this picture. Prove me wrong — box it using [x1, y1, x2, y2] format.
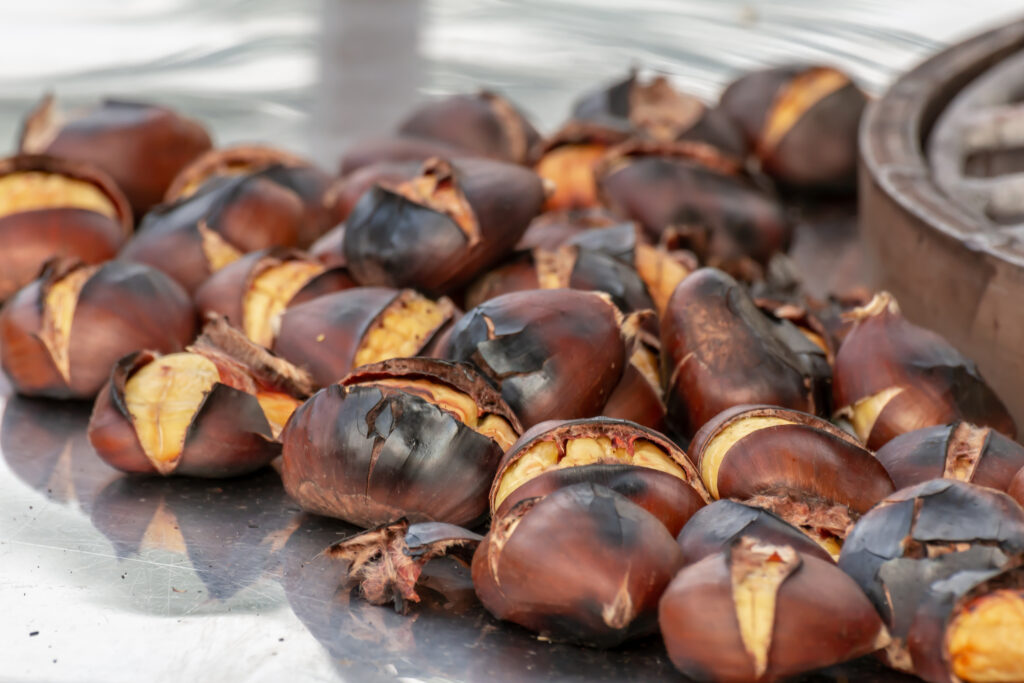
[0, 0, 1018, 170]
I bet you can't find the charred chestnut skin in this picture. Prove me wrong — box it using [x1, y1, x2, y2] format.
[343, 158, 545, 295]
[660, 268, 830, 439]
[0, 261, 196, 399]
[659, 539, 889, 683]
[0, 155, 133, 302]
[875, 421, 1024, 492]
[338, 136, 468, 177]
[326, 160, 421, 224]
[280, 358, 521, 528]
[833, 293, 1015, 450]
[472, 483, 684, 647]
[445, 288, 626, 429]
[719, 65, 867, 193]
[676, 500, 834, 565]
[515, 207, 623, 251]
[20, 96, 213, 217]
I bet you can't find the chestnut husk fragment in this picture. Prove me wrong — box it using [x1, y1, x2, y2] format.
[19, 95, 212, 217]
[397, 91, 541, 165]
[832, 292, 1015, 450]
[272, 287, 457, 387]
[343, 157, 545, 295]
[280, 357, 522, 528]
[719, 64, 867, 193]
[0, 154, 133, 301]
[659, 537, 890, 683]
[472, 483, 684, 647]
[660, 268, 831, 440]
[121, 168, 306, 294]
[676, 499, 834, 565]
[0, 259, 196, 399]
[444, 288, 626, 429]
[875, 421, 1024, 492]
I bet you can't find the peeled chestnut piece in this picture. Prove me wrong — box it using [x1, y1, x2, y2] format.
[165, 145, 339, 247]
[534, 122, 629, 211]
[397, 92, 541, 165]
[838, 479, 1024, 667]
[88, 319, 313, 477]
[121, 168, 306, 294]
[445, 288, 626, 428]
[20, 95, 212, 216]
[473, 483, 684, 647]
[659, 537, 890, 683]
[876, 421, 1024, 492]
[661, 268, 831, 439]
[0, 155, 132, 301]
[720, 64, 867, 193]
[343, 157, 545, 294]
[676, 500, 833, 566]
[573, 71, 746, 157]
[490, 416, 710, 534]
[1, 260, 195, 399]
[596, 142, 789, 278]
[273, 287, 456, 387]
[689, 404, 894, 556]
[280, 357, 522, 527]
[194, 248, 354, 348]
[833, 292, 1014, 450]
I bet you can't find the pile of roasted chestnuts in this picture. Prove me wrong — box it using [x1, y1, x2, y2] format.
[3, 64, 1023, 683]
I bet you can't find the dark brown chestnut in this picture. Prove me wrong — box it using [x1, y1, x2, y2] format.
[444, 288, 626, 428]
[20, 95, 212, 216]
[472, 483, 684, 647]
[273, 287, 457, 387]
[601, 310, 667, 430]
[689, 404, 894, 556]
[838, 479, 1024, 669]
[660, 268, 831, 440]
[875, 421, 1024, 492]
[397, 91, 541, 165]
[194, 248, 355, 348]
[324, 160, 420, 224]
[308, 223, 347, 268]
[280, 357, 522, 527]
[533, 121, 629, 211]
[675, 500, 834, 566]
[659, 537, 890, 683]
[343, 157, 545, 295]
[596, 141, 789, 279]
[1, 259, 195, 399]
[165, 145, 339, 247]
[490, 416, 710, 535]
[515, 207, 622, 251]
[0, 155, 132, 301]
[833, 292, 1015, 450]
[338, 136, 468, 177]
[88, 319, 314, 477]
[120, 168, 306, 294]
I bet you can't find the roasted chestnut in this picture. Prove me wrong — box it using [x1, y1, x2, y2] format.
[472, 483, 684, 647]
[515, 207, 622, 251]
[688, 404, 894, 556]
[601, 310, 667, 430]
[19, 95, 212, 216]
[444, 288, 626, 428]
[280, 357, 522, 528]
[273, 287, 457, 387]
[325, 160, 420, 224]
[596, 141, 789, 278]
[338, 136, 468, 177]
[533, 122, 629, 211]
[397, 91, 541, 165]
[838, 479, 1024, 670]
[490, 417, 710, 535]
[573, 71, 746, 157]
[88, 318, 313, 477]
[875, 421, 1024, 492]
[833, 292, 1015, 450]
[659, 537, 890, 683]
[343, 157, 545, 294]
[660, 268, 831, 440]
[719, 64, 867, 193]
[675, 500, 833, 566]
[194, 248, 355, 348]
[165, 145, 339, 247]
[1, 260, 195, 399]
[0, 155, 132, 301]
